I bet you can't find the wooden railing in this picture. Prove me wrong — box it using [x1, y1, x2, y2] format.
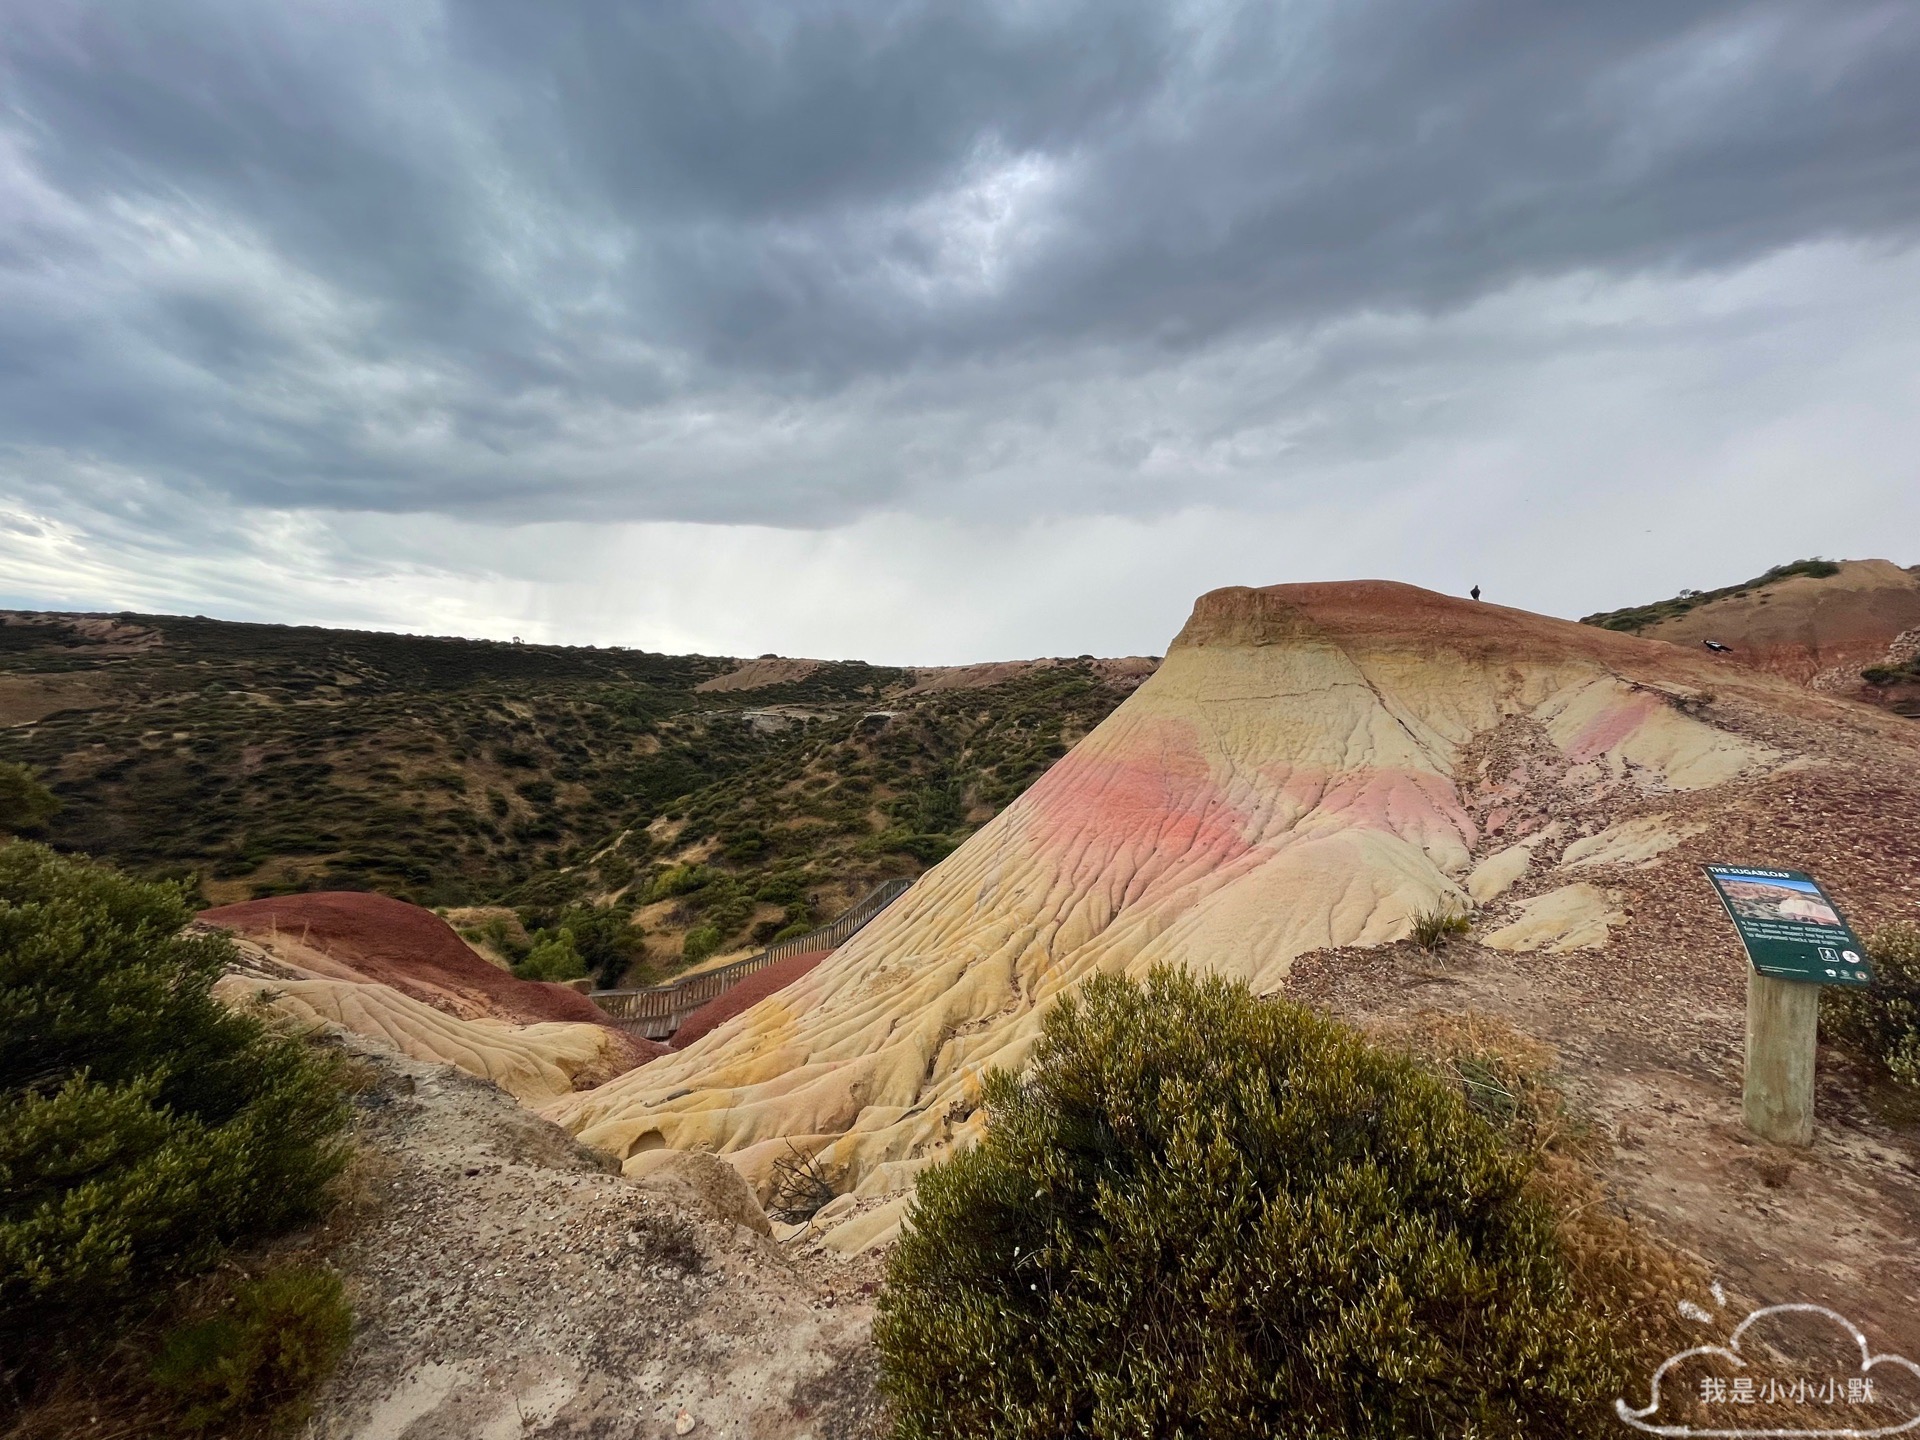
[590, 877, 912, 1041]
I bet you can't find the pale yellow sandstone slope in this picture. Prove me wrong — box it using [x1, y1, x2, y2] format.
[545, 581, 1789, 1196]
[215, 972, 629, 1104]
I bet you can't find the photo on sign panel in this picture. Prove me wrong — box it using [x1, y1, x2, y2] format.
[1716, 874, 1845, 928]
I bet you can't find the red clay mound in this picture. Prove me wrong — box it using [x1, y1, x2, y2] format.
[670, 950, 830, 1050]
[200, 891, 662, 1061]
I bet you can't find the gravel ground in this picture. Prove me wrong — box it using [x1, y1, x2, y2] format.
[309, 1036, 885, 1440]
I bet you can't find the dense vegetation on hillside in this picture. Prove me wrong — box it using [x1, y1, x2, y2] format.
[0, 611, 1145, 981]
[1577, 558, 1840, 633]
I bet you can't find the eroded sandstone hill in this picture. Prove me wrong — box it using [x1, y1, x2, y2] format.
[545, 581, 1920, 1238]
[205, 891, 660, 1103]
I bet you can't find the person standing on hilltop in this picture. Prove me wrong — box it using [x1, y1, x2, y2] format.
[1470, 585, 1481, 600]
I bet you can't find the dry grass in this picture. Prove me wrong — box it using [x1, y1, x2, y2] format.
[1410, 906, 1472, 952]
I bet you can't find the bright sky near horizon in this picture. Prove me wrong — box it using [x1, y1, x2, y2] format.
[2, 1, 1917, 664]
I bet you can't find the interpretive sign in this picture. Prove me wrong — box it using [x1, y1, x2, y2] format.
[1702, 865, 1873, 988]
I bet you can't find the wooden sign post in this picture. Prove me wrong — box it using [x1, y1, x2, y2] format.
[1703, 865, 1873, 1149]
[1743, 972, 1819, 1146]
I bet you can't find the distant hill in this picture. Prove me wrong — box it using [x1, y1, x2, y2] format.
[0, 609, 1153, 979]
[1581, 558, 1920, 714]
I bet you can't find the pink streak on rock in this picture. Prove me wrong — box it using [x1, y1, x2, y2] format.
[1564, 690, 1660, 763]
[1306, 767, 1479, 852]
[1022, 718, 1260, 888]
[1024, 717, 1475, 887]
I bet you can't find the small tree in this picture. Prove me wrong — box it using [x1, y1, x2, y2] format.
[559, 905, 644, 988]
[877, 968, 1619, 1439]
[0, 844, 350, 1392]
[0, 761, 59, 834]
[513, 926, 586, 982]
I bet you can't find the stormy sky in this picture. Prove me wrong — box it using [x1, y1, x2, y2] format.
[2, 0, 1917, 661]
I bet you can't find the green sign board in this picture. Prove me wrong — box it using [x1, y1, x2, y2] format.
[1702, 865, 1873, 987]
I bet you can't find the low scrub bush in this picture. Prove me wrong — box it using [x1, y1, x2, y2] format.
[1411, 905, 1471, 952]
[681, 923, 723, 964]
[513, 926, 587, 982]
[0, 762, 59, 834]
[1823, 923, 1920, 1086]
[1861, 659, 1920, 687]
[552, 904, 642, 988]
[876, 969, 1619, 1439]
[1375, 1011, 1705, 1373]
[645, 862, 715, 903]
[0, 844, 351, 1397]
[151, 1265, 352, 1436]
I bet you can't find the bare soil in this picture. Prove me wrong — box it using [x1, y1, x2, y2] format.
[312, 1035, 885, 1440]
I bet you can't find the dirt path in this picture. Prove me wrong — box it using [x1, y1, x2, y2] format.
[313, 1035, 884, 1440]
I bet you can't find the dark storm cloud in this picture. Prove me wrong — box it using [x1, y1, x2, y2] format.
[2, 0, 1918, 523]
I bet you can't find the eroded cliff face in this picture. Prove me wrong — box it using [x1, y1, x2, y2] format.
[544, 581, 1791, 1205]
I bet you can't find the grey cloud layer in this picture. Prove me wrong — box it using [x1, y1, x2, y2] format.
[3, 0, 1918, 526]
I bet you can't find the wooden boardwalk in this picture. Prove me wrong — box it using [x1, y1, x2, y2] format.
[589, 878, 911, 1040]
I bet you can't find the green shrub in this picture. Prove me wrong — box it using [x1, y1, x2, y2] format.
[595, 851, 636, 892]
[469, 912, 531, 964]
[645, 862, 714, 903]
[1861, 660, 1919, 687]
[151, 1265, 352, 1436]
[556, 904, 643, 988]
[1581, 558, 1842, 633]
[1410, 905, 1471, 952]
[753, 869, 812, 905]
[1823, 923, 1920, 1086]
[876, 968, 1617, 1439]
[513, 927, 586, 982]
[720, 827, 769, 864]
[682, 924, 723, 964]
[892, 784, 963, 834]
[0, 761, 59, 834]
[0, 844, 350, 1391]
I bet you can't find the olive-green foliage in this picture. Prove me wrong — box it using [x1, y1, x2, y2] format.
[556, 904, 645, 988]
[681, 923, 723, 964]
[513, 926, 587, 982]
[0, 609, 1142, 954]
[1411, 906, 1472, 952]
[0, 761, 60, 835]
[0, 844, 351, 1388]
[0, 612, 746, 906]
[1823, 923, 1920, 1086]
[1861, 658, 1920, 687]
[466, 912, 530, 964]
[876, 969, 1618, 1440]
[645, 862, 717, 902]
[151, 1265, 352, 1436]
